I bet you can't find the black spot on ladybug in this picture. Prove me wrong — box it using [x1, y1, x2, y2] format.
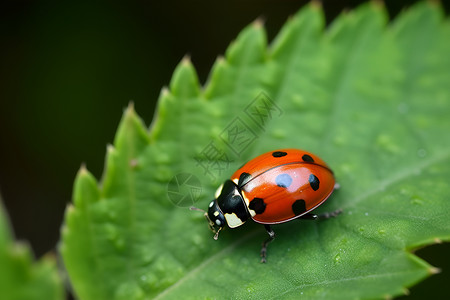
[292, 199, 307, 216]
[238, 172, 252, 188]
[249, 198, 266, 214]
[272, 151, 287, 158]
[275, 173, 292, 188]
[302, 154, 314, 163]
[309, 174, 320, 191]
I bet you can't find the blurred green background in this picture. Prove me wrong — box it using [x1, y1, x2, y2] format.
[0, 0, 449, 299]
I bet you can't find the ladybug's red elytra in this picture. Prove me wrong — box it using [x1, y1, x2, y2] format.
[199, 149, 341, 263]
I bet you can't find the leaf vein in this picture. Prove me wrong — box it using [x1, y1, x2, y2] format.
[342, 151, 450, 210]
[153, 229, 260, 300]
[271, 268, 424, 299]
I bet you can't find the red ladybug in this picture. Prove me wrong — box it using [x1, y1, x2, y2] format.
[200, 149, 341, 263]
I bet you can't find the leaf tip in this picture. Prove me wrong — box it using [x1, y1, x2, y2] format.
[63, 204, 75, 218]
[252, 17, 265, 29]
[161, 86, 170, 97]
[427, 0, 440, 7]
[107, 143, 116, 154]
[225, 16, 267, 66]
[181, 54, 192, 66]
[217, 55, 226, 63]
[170, 55, 201, 97]
[124, 101, 138, 121]
[370, 0, 385, 8]
[310, 0, 323, 10]
[78, 163, 88, 174]
[433, 237, 442, 244]
[126, 101, 135, 114]
[429, 266, 441, 275]
[41, 250, 58, 262]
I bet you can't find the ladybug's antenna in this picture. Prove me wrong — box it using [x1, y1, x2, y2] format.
[191, 206, 223, 240]
[190, 206, 206, 213]
[213, 227, 222, 240]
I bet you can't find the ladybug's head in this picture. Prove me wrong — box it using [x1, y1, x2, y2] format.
[205, 199, 225, 240]
[204, 180, 249, 240]
[191, 180, 248, 240]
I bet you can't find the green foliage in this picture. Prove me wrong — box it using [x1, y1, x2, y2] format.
[0, 200, 63, 300]
[60, 2, 450, 299]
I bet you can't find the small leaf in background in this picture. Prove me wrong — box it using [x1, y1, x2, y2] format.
[60, 2, 450, 300]
[0, 198, 63, 300]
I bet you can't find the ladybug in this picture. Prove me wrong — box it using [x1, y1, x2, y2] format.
[197, 149, 341, 263]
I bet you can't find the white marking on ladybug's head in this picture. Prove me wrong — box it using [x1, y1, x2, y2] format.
[209, 201, 214, 208]
[214, 184, 224, 199]
[224, 213, 245, 228]
[213, 211, 219, 217]
[215, 219, 222, 226]
[232, 178, 239, 185]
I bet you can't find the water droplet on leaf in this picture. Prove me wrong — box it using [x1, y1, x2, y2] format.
[417, 148, 427, 158]
[411, 196, 423, 205]
[398, 102, 409, 114]
[334, 253, 341, 264]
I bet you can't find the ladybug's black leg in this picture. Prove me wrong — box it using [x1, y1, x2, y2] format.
[260, 225, 275, 263]
[299, 213, 318, 220]
[317, 209, 342, 219]
[300, 209, 342, 221]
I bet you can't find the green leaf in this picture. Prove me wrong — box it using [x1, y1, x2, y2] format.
[0, 198, 63, 300]
[60, 2, 450, 299]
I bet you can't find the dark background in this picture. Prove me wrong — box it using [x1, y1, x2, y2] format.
[1, 0, 449, 299]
